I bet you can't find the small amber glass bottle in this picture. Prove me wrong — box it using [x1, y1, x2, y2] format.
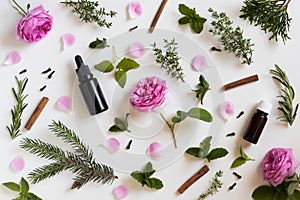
[243, 100, 272, 144]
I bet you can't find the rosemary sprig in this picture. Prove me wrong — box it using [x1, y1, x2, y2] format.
[60, 0, 117, 28]
[270, 64, 299, 125]
[6, 76, 28, 140]
[208, 8, 254, 65]
[151, 38, 185, 82]
[240, 0, 292, 43]
[20, 120, 117, 189]
[198, 170, 223, 200]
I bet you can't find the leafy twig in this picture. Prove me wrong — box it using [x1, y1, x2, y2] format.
[89, 37, 109, 49]
[19, 120, 117, 189]
[270, 64, 299, 126]
[198, 170, 223, 200]
[6, 76, 28, 140]
[109, 113, 131, 133]
[193, 75, 210, 105]
[231, 146, 254, 168]
[208, 8, 254, 65]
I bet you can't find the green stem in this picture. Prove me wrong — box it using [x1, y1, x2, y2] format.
[283, 0, 292, 8]
[160, 113, 177, 148]
[11, 0, 27, 17]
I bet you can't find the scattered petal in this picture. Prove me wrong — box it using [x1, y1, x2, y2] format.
[4, 51, 21, 65]
[128, 1, 143, 19]
[10, 156, 25, 172]
[114, 185, 128, 199]
[62, 33, 76, 50]
[104, 138, 120, 153]
[191, 55, 206, 71]
[56, 96, 72, 112]
[146, 142, 162, 159]
[220, 101, 235, 120]
[129, 42, 145, 58]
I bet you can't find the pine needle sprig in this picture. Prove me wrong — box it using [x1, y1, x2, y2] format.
[198, 170, 223, 200]
[20, 120, 117, 189]
[270, 64, 299, 125]
[60, 0, 117, 28]
[240, 0, 292, 43]
[151, 38, 185, 82]
[6, 76, 28, 140]
[208, 8, 254, 65]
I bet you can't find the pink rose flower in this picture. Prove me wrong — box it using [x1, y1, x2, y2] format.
[262, 148, 299, 186]
[130, 76, 167, 112]
[16, 5, 53, 43]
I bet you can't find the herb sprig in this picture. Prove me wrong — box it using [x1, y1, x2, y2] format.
[89, 37, 109, 49]
[193, 75, 210, 105]
[20, 121, 117, 189]
[7, 76, 28, 140]
[198, 170, 223, 200]
[109, 113, 130, 133]
[208, 8, 254, 65]
[231, 146, 255, 168]
[270, 64, 298, 126]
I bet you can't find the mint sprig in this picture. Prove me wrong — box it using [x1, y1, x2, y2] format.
[231, 146, 254, 168]
[89, 37, 109, 49]
[193, 74, 210, 105]
[109, 113, 131, 133]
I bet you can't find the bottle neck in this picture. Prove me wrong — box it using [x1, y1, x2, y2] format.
[257, 109, 268, 116]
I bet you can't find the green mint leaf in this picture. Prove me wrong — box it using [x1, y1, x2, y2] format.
[240, 146, 255, 161]
[94, 60, 114, 73]
[206, 148, 228, 161]
[116, 58, 140, 72]
[273, 190, 288, 200]
[178, 4, 191, 16]
[27, 192, 42, 200]
[185, 147, 201, 158]
[146, 178, 163, 190]
[89, 38, 109, 49]
[172, 110, 188, 123]
[252, 185, 276, 200]
[171, 116, 182, 123]
[131, 171, 145, 185]
[108, 125, 123, 132]
[291, 190, 300, 199]
[287, 181, 298, 196]
[231, 157, 246, 168]
[20, 177, 29, 194]
[143, 162, 154, 173]
[178, 16, 190, 25]
[199, 136, 212, 158]
[2, 182, 20, 192]
[193, 74, 210, 104]
[109, 113, 130, 132]
[190, 18, 206, 34]
[187, 107, 213, 122]
[115, 70, 127, 88]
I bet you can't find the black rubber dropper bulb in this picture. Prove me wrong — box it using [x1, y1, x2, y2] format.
[75, 55, 108, 115]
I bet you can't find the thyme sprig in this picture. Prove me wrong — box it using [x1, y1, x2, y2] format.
[60, 0, 117, 28]
[270, 64, 299, 126]
[151, 38, 185, 82]
[7, 76, 28, 140]
[198, 170, 223, 200]
[240, 0, 292, 43]
[208, 8, 254, 65]
[20, 121, 117, 189]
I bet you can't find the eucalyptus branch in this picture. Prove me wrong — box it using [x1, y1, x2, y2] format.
[6, 76, 28, 140]
[20, 120, 117, 189]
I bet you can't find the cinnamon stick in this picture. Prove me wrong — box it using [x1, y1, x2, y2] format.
[223, 74, 259, 91]
[25, 97, 49, 130]
[177, 164, 209, 194]
[149, 0, 168, 33]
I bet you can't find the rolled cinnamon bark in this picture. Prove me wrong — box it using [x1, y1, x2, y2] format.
[25, 96, 49, 130]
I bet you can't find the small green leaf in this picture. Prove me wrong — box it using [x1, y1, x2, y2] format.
[27, 192, 42, 200]
[20, 177, 29, 194]
[252, 185, 276, 200]
[290, 190, 300, 200]
[185, 147, 201, 158]
[114, 118, 127, 131]
[240, 146, 255, 161]
[116, 58, 140, 72]
[94, 60, 114, 73]
[231, 157, 246, 168]
[146, 178, 163, 190]
[143, 162, 154, 173]
[287, 182, 298, 196]
[171, 116, 182, 123]
[273, 190, 288, 200]
[2, 182, 20, 192]
[178, 4, 191, 15]
[115, 70, 127, 88]
[131, 171, 144, 184]
[206, 148, 228, 161]
[89, 38, 109, 49]
[108, 125, 123, 132]
[178, 16, 190, 25]
[190, 18, 206, 34]
[187, 107, 213, 122]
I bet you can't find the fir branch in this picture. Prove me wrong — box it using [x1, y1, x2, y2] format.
[151, 38, 185, 82]
[6, 76, 28, 140]
[208, 8, 254, 65]
[20, 121, 117, 189]
[60, 0, 117, 28]
[270, 64, 299, 125]
[198, 170, 223, 200]
[240, 0, 292, 43]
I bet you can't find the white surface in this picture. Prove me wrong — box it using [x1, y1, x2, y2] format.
[0, 0, 300, 200]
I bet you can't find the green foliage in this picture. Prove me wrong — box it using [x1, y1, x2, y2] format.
[151, 38, 185, 82]
[178, 4, 207, 34]
[270, 64, 299, 126]
[198, 170, 223, 200]
[89, 38, 109, 49]
[61, 0, 117, 28]
[109, 113, 131, 133]
[94, 60, 114, 73]
[130, 162, 163, 190]
[19, 120, 117, 189]
[186, 136, 228, 162]
[6, 76, 28, 140]
[240, 0, 292, 43]
[231, 146, 254, 168]
[208, 8, 254, 65]
[3, 177, 42, 200]
[193, 75, 210, 105]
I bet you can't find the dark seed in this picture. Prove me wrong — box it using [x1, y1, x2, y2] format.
[48, 71, 55, 79]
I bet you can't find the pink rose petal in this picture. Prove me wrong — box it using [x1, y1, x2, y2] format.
[10, 156, 25, 172]
[146, 142, 162, 159]
[114, 185, 128, 199]
[220, 101, 235, 120]
[56, 96, 72, 112]
[104, 138, 120, 153]
[4, 51, 21, 65]
[192, 55, 206, 71]
[62, 33, 76, 50]
[129, 42, 145, 58]
[128, 1, 143, 19]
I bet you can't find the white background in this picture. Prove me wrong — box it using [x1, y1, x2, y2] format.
[0, 0, 300, 199]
